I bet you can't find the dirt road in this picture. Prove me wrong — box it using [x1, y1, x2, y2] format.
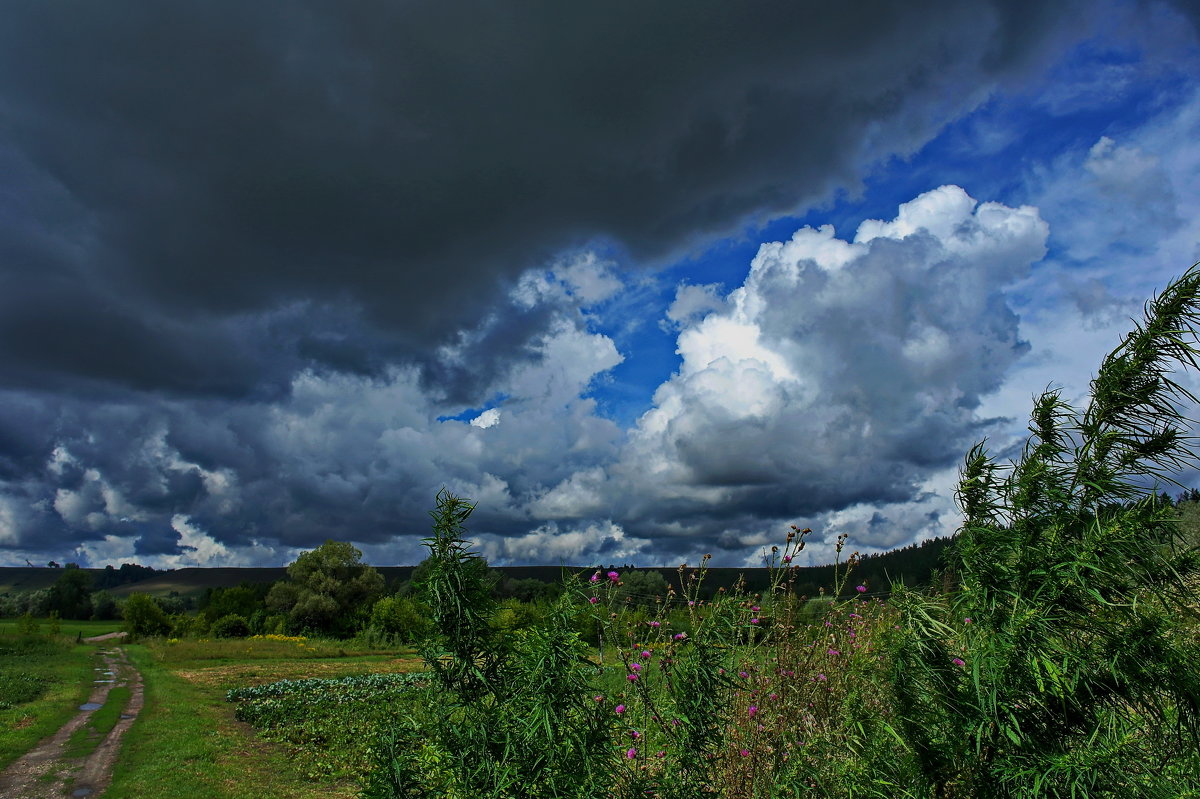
[0, 641, 143, 799]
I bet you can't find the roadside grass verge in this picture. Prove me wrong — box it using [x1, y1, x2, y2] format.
[0, 618, 123, 639]
[106, 642, 424, 799]
[0, 633, 98, 771]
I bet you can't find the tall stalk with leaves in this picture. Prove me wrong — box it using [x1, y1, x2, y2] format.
[365, 488, 616, 799]
[892, 266, 1200, 797]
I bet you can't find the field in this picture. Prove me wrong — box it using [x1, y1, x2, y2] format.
[0, 622, 428, 798]
[105, 637, 424, 799]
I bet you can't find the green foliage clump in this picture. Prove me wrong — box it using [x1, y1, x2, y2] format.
[0, 670, 45, 709]
[47, 566, 93, 620]
[123, 593, 171, 638]
[267, 540, 385, 637]
[210, 614, 252, 638]
[367, 595, 433, 644]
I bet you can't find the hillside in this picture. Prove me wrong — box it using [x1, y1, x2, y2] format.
[1, 537, 951, 600]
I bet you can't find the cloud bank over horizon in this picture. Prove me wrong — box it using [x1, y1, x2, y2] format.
[2, 1, 1199, 568]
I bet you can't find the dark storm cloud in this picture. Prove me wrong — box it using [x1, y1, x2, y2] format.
[0, 0, 1081, 397]
[0, 1, 1104, 564]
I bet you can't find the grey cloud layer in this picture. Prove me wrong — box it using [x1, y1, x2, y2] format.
[0, 1, 1119, 564]
[0, 0, 1079, 396]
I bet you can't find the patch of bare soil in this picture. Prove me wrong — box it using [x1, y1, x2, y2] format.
[0, 646, 144, 799]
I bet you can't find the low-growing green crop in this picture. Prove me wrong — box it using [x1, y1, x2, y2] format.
[0, 669, 45, 709]
[226, 672, 429, 780]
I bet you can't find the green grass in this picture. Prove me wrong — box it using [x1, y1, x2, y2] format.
[105, 642, 424, 799]
[65, 685, 131, 759]
[0, 633, 100, 771]
[0, 618, 123, 639]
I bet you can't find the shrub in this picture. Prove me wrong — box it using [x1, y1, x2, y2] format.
[210, 613, 252, 638]
[122, 593, 171, 638]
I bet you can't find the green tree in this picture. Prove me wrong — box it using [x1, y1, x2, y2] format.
[615, 569, 669, 608]
[267, 540, 384, 636]
[47, 565, 93, 619]
[90, 590, 119, 621]
[367, 595, 433, 644]
[122, 593, 171, 638]
[893, 266, 1200, 797]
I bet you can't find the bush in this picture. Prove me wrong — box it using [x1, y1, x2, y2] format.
[122, 593, 171, 638]
[210, 614, 252, 638]
[367, 595, 432, 644]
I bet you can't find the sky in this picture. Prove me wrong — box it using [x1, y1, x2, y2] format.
[2, 1, 1200, 570]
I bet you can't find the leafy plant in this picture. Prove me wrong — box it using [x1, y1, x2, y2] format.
[366, 488, 617, 799]
[892, 265, 1200, 797]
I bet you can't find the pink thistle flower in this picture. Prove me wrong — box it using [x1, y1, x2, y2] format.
[952, 657, 966, 667]
[750, 618, 760, 625]
[630, 662, 642, 672]
[673, 632, 687, 640]
[751, 606, 760, 612]
[688, 600, 695, 606]
[590, 572, 600, 583]
[631, 730, 641, 739]
[656, 751, 666, 758]
[740, 749, 750, 757]
[964, 617, 973, 624]
[827, 649, 840, 656]
[626, 748, 637, 759]
[738, 671, 749, 679]
[608, 571, 620, 582]
[855, 585, 867, 593]
[589, 596, 599, 604]
[627, 673, 639, 681]
[748, 705, 758, 718]
[782, 555, 792, 563]
[641, 650, 652, 659]
[648, 621, 661, 627]
[615, 704, 625, 715]
[816, 674, 827, 682]
[594, 695, 604, 703]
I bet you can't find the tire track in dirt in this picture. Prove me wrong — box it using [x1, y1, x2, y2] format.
[0, 640, 143, 799]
